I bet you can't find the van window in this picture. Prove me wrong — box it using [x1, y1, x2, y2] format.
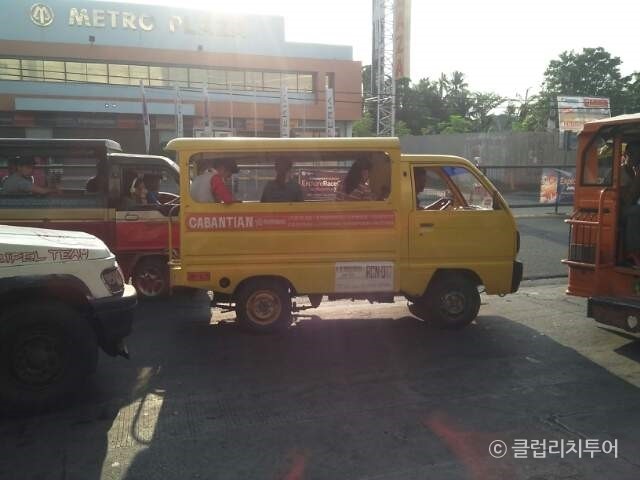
[414, 166, 493, 210]
[119, 165, 179, 210]
[189, 151, 391, 203]
[0, 147, 99, 199]
[445, 167, 494, 209]
[581, 133, 614, 186]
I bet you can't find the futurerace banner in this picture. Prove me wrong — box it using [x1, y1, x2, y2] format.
[540, 168, 575, 204]
[296, 170, 344, 201]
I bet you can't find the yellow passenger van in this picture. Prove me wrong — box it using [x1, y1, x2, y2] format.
[166, 137, 522, 332]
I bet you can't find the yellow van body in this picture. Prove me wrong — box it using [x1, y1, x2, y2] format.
[166, 137, 521, 332]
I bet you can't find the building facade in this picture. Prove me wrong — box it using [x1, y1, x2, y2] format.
[0, 1, 363, 153]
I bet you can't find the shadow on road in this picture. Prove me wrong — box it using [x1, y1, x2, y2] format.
[2, 293, 640, 480]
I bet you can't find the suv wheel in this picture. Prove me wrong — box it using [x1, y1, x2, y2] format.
[0, 303, 98, 414]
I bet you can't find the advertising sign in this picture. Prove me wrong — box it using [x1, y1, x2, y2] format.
[139, 80, 150, 153]
[326, 87, 336, 137]
[280, 86, 290, 138]
[557, 96, 610, 133]
[297, 170, 344, 201]
[540, 168, 575, 204]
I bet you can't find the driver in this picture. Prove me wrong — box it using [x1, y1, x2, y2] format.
[1, 157, 59, 195]
[414, 167, 426, 207]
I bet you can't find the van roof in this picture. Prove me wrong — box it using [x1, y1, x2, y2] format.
[0, 138, 122, 151]
[165, 137, 401, 152]
[108, 152, 179, 172]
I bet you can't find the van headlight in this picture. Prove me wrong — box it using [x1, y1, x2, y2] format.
[102, 266, 125, 294]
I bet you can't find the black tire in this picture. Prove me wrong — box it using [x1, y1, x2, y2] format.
[132, 256, 169, 300]
[0, 303, 98, 414]
[235, 278, 292, 333]
[414, 274, 481, 329]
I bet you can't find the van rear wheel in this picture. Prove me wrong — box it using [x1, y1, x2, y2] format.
[413, 274, 481, 329]
[235, 279, 292, 333]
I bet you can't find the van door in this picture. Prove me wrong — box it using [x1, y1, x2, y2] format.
[406, 164, 515, 294]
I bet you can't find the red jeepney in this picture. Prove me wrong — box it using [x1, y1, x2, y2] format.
[0, 138, 179, 298]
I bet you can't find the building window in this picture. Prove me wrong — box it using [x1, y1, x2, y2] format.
[22, 59, 44, 82]
[129, 65, 150, 86]
[189, 68, 207, 89]
[169, 67, 188, 88]
[207, 69, 226, 90]
[109, 64, 130, 85]
[43, 61, 65, 82]
[66, 62, 87, 82]
[246, 71, 263, 91]
[283, 73, 297, 91]
[149, 66, 170, 87]
[263, 72, 281, 92]
[0, 59, 20, 80]
[0, 56, 318, 93]
[228, 70, 245, 91]
[87, 63, 108, 83]
[299, 73, 313, 92]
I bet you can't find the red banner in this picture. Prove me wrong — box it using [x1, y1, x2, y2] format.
[186, 211, 395, 232]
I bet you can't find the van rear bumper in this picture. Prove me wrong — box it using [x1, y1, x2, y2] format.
[511, 261, 524, 293]
[90, 285, 137, 357]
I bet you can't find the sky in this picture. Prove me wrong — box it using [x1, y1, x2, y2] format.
[107, 0, 639, 101]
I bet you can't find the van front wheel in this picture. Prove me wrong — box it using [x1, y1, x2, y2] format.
[235, 279, 292, 333]
[419, 275, 480, 329]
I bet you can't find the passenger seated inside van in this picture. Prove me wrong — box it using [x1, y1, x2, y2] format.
[210, 158, 238, 203]
[1, 157, 59, 195]
[261, 158, 305, 202]
[336, 159, 374, 201]
[122, 177, 148, 209]
[191, 158, 216, 202]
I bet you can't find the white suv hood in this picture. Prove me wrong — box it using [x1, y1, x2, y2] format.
[0, 225, 111, 267]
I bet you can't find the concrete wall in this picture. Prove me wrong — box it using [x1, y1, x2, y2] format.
[400, 132, 577, 167]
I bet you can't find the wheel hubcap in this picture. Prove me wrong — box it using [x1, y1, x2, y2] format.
[247, 290, 282, 325]
[441, 291, 466, 316]
[136, 266, 165, 297]
[13, 331, 63, 386]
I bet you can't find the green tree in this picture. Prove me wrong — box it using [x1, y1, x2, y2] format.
[523, 47, 631, 130]
[468, 92, 505, 131]
[438, 115, 474, 134]
[352, 112, 374, 137]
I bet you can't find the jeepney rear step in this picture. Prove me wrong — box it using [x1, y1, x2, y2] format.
[588, 296, 640, 333]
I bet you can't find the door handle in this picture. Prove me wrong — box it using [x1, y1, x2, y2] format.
[419, 222, 434, 235]
[124, 213, 139, 221]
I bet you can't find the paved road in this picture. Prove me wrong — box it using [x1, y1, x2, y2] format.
[1, 282, 639, 480]
[516, 214, 569, 279]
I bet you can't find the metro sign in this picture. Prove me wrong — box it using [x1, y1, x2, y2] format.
[30, 3, 54, 27]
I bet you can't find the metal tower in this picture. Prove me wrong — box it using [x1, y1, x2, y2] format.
[372, 0, 395, 136]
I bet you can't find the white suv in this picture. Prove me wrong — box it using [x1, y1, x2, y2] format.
[0, 225, 136, 413]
